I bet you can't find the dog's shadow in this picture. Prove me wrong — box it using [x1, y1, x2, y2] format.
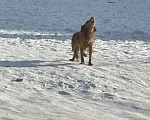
[0, 60, 74, 68]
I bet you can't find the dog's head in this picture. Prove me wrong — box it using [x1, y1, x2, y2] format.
[81, 17, 96, 34]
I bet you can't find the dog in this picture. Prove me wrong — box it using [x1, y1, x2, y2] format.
[69, 17, 97, 66]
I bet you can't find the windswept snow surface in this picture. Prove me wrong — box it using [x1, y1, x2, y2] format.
[0, 36, 150, 120]
[0, 0, 150, 120]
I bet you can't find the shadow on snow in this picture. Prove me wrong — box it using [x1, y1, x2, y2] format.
[0, 60, 74, 68]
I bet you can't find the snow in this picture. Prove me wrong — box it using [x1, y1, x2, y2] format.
[0, 0, 150, 120]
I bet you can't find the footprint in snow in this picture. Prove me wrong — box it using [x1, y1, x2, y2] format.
[102, 93, 114, 99]
[58, 91, 71, 96]
[11, 78, 23, 82]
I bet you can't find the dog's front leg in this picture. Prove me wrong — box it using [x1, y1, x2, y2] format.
[80, 48, 85, 64]
[88, 45, 93, 66]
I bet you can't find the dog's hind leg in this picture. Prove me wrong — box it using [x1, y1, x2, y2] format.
[80, 48, 85, 64]
[69, 53, 75, 61]
[75, 46, 80, 61]
[69, 49, 79, 61]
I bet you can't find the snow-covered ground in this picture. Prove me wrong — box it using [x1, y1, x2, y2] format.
[0, 0, 150, 120]
[1, 37, 150, 120]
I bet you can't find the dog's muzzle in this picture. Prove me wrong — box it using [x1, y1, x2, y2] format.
[90, 17, 95, 23]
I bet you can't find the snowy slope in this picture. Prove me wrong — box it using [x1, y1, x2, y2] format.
[0, 0, 150, 120]
[0, 36, 150, 120]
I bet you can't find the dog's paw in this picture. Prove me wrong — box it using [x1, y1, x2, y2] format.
[80, 62, 85, 65]
[88, 63, 93, 66]
[69, 58, 75, 61]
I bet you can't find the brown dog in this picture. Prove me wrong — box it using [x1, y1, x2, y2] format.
[69, 17, 97, 66]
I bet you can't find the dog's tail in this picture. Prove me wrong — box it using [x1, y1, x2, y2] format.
[71, 33, 77, 52]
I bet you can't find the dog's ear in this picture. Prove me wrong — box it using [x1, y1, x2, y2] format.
[81, 25, 87, 33]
